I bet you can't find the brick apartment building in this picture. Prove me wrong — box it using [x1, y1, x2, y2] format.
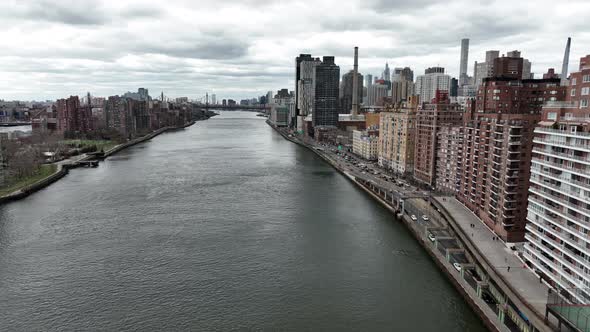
[414, 91, 463, 187]
[457, 54, 567, 242]
[56, 96, 93, 136]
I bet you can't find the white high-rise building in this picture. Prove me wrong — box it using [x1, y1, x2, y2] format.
[525, 113, 590, 303]
[415, 67, 451, 104]
[367, 82, 388, 106]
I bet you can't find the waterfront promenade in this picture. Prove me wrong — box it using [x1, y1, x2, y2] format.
[435, 198, 553, 325]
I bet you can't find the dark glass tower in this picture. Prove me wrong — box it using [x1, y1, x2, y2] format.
[313, 56, 340, 127]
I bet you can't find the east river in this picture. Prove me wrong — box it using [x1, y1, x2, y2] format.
[0, 111, 485, 331]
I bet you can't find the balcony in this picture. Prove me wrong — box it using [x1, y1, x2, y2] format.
[532, 159, 590, 179]
[529, 187, 590, 218]
[533, 148, 590, 166]
[533, 137, 590, 152]
[530, 165, 590, 191]
[530, 176, 590, 205]
[535, 126, 590, 139]
[528, 199, 590, 244]
[524, 230, 589, 280]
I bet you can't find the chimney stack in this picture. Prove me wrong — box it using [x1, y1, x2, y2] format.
[352, 46, 359, 118]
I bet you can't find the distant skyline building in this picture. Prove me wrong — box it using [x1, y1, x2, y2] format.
[459, 38, 470, 86]
[297, 56, 321, 126]
[295, 54, 315, 128]
[313, 56, 340, 127]
[367, 80, 388, 107]
[391, 67, 415, 105]
[340, 70, 363, 115]
[382, 62, 390, 81]
[561, 37, 572, 85]
[474, 50, 500, 87]
[415, 67, 451, 103]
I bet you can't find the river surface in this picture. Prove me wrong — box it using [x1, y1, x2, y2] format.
[0, 111, 485, 331]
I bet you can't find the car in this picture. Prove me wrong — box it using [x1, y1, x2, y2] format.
[410, 215, 417, 221]
[453, 262, 462, 272]
[422, 215, 429, 221]
[427, 233, 436, 242]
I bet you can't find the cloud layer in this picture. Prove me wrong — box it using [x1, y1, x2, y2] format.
[0, 0, 589, 101]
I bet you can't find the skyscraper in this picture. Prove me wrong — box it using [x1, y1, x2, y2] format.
[415, 67, 451, 104]
[297, 56, 321, 121]
[295, 54, 314, 127]
[313, 56, 340, 127]
[340, 70, 363, 115]
[459, 38, 469, 86]
[382, 62, 390, 81]
[560, 37, 571, 85]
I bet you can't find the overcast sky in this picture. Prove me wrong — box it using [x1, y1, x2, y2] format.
[1, 0, 589, 101]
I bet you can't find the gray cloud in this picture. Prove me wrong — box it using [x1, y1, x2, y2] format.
[0, 0, 589, 101]
[15, 0, 108, 25]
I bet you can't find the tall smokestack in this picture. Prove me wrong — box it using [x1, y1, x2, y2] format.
[561, 37, 571, 85]
[352, 46, 359, 118]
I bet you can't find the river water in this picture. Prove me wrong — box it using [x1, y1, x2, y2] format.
[0, 111, 485, 331]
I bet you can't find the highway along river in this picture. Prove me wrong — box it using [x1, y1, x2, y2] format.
[0, 111, 485, 331]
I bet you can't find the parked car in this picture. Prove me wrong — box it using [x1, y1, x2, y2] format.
[453, 262, 462, 272]
[410, 215, 417, 221]
[422, 215, 429, 221]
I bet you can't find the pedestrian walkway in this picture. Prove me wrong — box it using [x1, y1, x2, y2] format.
[434, 196, 551, 324]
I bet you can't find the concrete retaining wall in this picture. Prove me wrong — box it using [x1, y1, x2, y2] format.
[0, 165, 68, 204]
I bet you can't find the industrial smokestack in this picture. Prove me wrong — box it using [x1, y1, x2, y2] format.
[351, 46, 359, 118]
[561, 37, 571, 85]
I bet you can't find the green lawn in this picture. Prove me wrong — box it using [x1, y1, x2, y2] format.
[62, 139, 118, 152]
[0, 164, 58, 197]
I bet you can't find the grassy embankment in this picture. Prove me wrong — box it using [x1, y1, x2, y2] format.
[0, 164, 58, 197]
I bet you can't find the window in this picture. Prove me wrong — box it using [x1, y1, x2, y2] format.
[581, 99, 589, 108]
[547, 112, 557, 120]
[572, 78, 577, 85]
[584, 75, 590, 83]
[583, 87, 590, 96]
[571, 89, 576, 97]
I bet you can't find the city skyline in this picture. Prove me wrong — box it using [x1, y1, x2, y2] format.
[1, 0, 589, 101]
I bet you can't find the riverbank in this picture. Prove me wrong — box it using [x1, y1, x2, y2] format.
[0, 121, 198, 204]
[267, 122, 554, 332]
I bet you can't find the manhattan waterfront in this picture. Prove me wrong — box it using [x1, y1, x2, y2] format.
[0, 111, 484, 331]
